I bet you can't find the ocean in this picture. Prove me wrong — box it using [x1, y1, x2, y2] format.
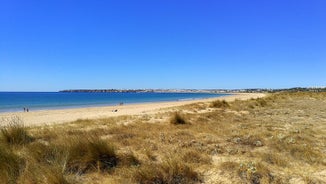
[0, 92, 228, 113]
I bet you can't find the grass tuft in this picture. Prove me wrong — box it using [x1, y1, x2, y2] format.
[17, 163, 73, 184]
[271, 135, 323, 164]
[261, 153, 287, 167]
[28, 142, 67, 166]
[170, 112, 187, 125]
[65, 135, 118, 174]
[119, 151, 140, 167]
[255, 98, 268, 107]
[219, 161, 239, 171]
[238, 162, 271, 184]
[182, 150, 211, 164]
[133, 157, 200, 184]
[210, 100, 230, 108]
[0, 117, 34, 145]
[0, 145, 25, 184]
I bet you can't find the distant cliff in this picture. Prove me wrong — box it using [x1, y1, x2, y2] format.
[59, 87, 326, 93]
[59, 89, 219, 93]
[59, 89, 154, 93]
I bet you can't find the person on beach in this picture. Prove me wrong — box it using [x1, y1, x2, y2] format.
[23, 107, 26, 112]
[26, 108, 29, 112]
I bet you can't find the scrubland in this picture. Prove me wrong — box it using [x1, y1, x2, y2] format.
[1, 92, 325, 184]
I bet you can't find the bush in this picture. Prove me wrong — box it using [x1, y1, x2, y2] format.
[170, 112, 187, 125]
[0, 118, 34, 145]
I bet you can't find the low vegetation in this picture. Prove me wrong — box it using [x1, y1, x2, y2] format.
[132, 157, 200, 184]
[0, 92, 325, 183]
[0, 145, 24, 184]
[210, 99, 230, 108]
[170, 112, 188, 125]
[65, 135, 118, 173]
[1, 117, 34, 145]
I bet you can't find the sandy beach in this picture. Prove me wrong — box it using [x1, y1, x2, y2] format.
[0, 93, 265, 126]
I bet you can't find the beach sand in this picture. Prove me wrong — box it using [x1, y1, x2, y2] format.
[0, 93, 265, 126]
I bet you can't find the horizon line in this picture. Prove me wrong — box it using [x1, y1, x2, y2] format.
[1, 86, 325, 93]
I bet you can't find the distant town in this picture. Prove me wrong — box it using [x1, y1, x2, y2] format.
[59, 87, 326, 93]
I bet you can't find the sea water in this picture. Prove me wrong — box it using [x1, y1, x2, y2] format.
[0, 92, 228, 113]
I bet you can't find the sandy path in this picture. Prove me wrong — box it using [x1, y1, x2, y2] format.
[0, 93, 265, 126]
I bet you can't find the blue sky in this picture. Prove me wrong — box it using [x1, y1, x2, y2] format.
[0, 0, 325, 91]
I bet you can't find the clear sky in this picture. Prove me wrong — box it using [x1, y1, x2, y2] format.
[0, 0, 325, 91]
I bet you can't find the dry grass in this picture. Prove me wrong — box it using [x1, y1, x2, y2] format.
[210, 99, 230, 108]
[0, 145, 25, 184]
[118, 151, 140, 167]
[182, 149, 211, 164]
[170, 112, 188, 125]
[1, 92, 326, 183]
[219, 161, 239, 171]
[260, 152, 287, 167]
[132, 156, 200, 184]
[238, 161, 272, 183]
[0, 117, 34, 145]
[64, 135, 118, 174]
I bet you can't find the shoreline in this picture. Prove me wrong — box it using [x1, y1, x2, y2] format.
[0, 92, 223, 113]
[0, 93, 265, 126]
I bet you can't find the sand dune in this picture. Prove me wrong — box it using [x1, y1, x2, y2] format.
[0, 93, 265, 126]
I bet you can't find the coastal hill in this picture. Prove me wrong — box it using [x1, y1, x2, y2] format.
[59, 87, 326, 93]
